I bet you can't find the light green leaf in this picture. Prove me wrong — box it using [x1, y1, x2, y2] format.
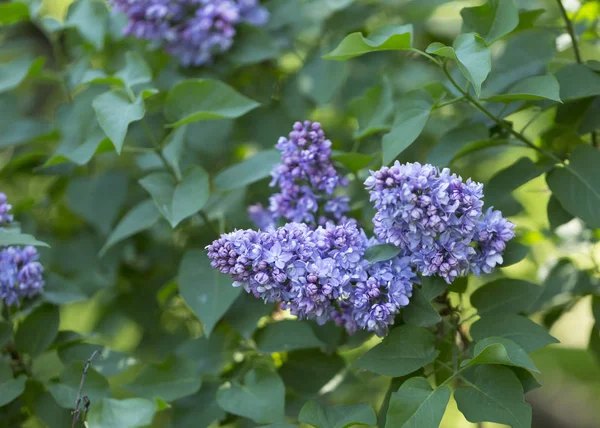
[299, 400, 376, 428]
[0, 361, 26, 407]
[471, 314, 559, 353]
[67, 171, 129, 235]
[164, 79, 260, 127]
[0, 56, 44, 93]
[87, 398, 157, 428]
[0, 2, 30, 24]
[546, 145, 600, 229]
[555, 64, 600, 101]
[402, 288, 441, 327]
[461, 0, 519, 44]
[65, 0, 108, 50]
[255, 320, 323, 353]
[364, 243, 402, 264]
[93, 90, 145, 153]
[178, 250, 241, 336]
[0, 230, 49, 247]
[323, 24, 413, 60]
[45, 129, 112, 166]
[484, 75, 561, 103]
[217, 368, 285, 424]
[382, 91, 433, 164]
[124, 355, 201, 402]
[426, 123, 489, 167]
[214, 150, 281, 192]
[385, 377, 451, 428]
[100, 199, 161, 256]
[350, 77, 394, 139]
[463, 337, 539, 372]
[161, 126, 188, 181]
[455, 365, 531, 428]
[331, 152, 375, 174]
[15, 304, 59, 357]
[470, 279, 540, 316]
[139, 166, 210, 228]
[354, 325, 438, 376]
[48, 362, 110, 409]
[114, 51, 152, 91]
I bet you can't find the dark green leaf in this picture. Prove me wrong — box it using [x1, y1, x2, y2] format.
[556, 64, 600, 102]
[214, 150, 281, 192]
[547, 195, 574, 230]
[332, 152, 375, 174]
[364, 244, 402, 264]
[223, 292, 272, 339]
[461, 0, 519, 44]
[178, 251, 241, 336]
[43, 273, 88, 305]
[0, 56, 44, 93]
[484, 75, 561, 103]
[455, 365, 531, 428]
[299, 400, 376, 428]
[421, 276, 448, 300]
[426, 123, 489, 167]
[228, 26, 279, 66]
[546, 145, 600, 229]
[172, 383, 226, 428]
[402, 288, 441, 327]
[161, 126, 188, 181]
[470, 314, 558, 353]
[0, 322, 12, 348]
[255, 320, 323, 353]
[382, 91, 433, 164]
[100, 199, 161, 256]
[0, 230, 49, 247]
[527, 259, 578, 313]
[385, 377, 450, 428]
[323, 24, 413, 60]
[139, 166, 210, 228]
[48, 362, 110, 409]
[87, 398, 158, 428]
[176, 326, 238, 376]
[447, 276, 468, 294]
[15, 303, 59, 357]
[279, 350, 345, 396]
[65, 0, 108, 50]
[471, 279, 540, 316]
[350, 77, 394, 139]
[217, 368, 285, 424]
[463, 337, 538, 372]
[164, 79, 260, 127]
[354, 325, 438, 376]
[511, 367, 541, 393]
[501, 241, 529, 267]
[0, 361, 26, 407]
[124, 355, 201, 402]
[93, 91, 145, 153]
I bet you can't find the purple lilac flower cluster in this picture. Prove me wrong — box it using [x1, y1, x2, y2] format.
[248, 121, 350, 229]
[109, 0, 269, 66]
[207, 221, 414, 336]
[365, 162, 515, 283]
[0, 193, 44, 307]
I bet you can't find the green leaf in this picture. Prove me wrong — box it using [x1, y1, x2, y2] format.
[427, 33, 491, 96]
[447, 276, 468, 294]
[299, 400, 376, 428]
[65, 0, 108, 50]
[0, 322, 12, 348]
[385, 377, 451, 428]
[164, 79, 260, 127]
[555, 64, 600, 102]
[546, 145, 600, 229]
[48, 362, 110, 409]
[87, 398, 158, 428]
[228, 26, 280, 66]
[178, 250, 241, 336]
[0, 361, 26, 407]
[67, 171, 128, 235]
[402, 288, 441, 327]
[0, 2, 30, 24]
[161, 126, 188, 181]
[214, 150, 281, 192]
[139, 166, 210, 228]
[527, 259, 579, 313]
[114, 51, 152, 92]
[484, 75, 561, 103]
[43, 273, 88, 305]
[364, 243, 402, 264]
[455, 365, 531, 428]
[255, 320, 323, 353]
[279, 350, 345, 396]
[421, 276, 448, 300]
[100, 199, 161, 256]
[0, 56, 44, 93]
[463, 337, 539, 372]
[354, 325, 439, 376]
[501, 241, 529, 267]
[323, 24, 413, 60]
[172, 383, 226, 428]
[223, 293, 272, 339]
[93, 90, 145, 154]
[124, 355, 201, 402]
[0, 230, 49, 247]
[511, 367, 541, 393]
[426, 123, 489, 167]
[332, 152, 375, 174]
[547, 195, 574, 230]
[175, 326, 238, 376]
[461, 0, 519, 44]
[470, 279, 540, 316]
[470, 314, 558, 353]
[382, 91, 433, 164]
[217, 368, 285, 424]
[298, 49, 349, 106]
[350, 77, 394, 139]
[15, 303, 59, 357]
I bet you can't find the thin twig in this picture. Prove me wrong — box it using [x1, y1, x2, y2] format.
[555, 0, 582, 63]
[72, 350, 101, 428]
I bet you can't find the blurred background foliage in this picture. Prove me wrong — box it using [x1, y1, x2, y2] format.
[1, 0, 600, 427]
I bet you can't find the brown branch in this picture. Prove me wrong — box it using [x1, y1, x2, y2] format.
[72, 350, 101, 428]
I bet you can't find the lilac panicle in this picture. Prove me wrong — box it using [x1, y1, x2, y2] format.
[365, 161, 515, 283]
[0, 193, 44, 306]
[110, 0, 269, 66]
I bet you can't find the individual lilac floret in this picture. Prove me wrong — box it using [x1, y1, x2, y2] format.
[365, 162, 514, 283]
[0, 246, 44, 307]
[471, 208, 516, 275]
[0, 193, 13, 224]
[110, 0, 269, 66]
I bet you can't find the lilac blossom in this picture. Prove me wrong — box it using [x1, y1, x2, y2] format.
[0, 193, 13, 224]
